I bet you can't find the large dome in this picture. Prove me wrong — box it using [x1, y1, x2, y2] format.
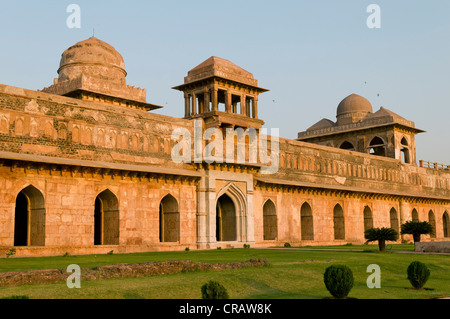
[337, 94, 373, 117]
[57, 37, 127, 84]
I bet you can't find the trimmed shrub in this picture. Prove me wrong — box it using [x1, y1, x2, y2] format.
[284, 242, 291, 248]
[201, 281, 229, 299]
[407, 261, 430, 289]
[323, 264, 354, 299]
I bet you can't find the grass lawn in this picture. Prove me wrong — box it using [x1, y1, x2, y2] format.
[282, 243, 416, 251]
[0, 247, 448, 299]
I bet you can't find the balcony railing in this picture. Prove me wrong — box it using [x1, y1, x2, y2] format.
[419, 160, 450, 171]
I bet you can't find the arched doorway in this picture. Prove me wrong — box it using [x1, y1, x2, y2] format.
[390, 208, 399, 234]
[412, 209, 419, 222]
[94, 189, 119, 245]
[443, 211, 449, 238]
[159, 194, 180, 243]
[14, 185, 46, 246]
[333, 204, 345, 240]
[216, 194, 237, 242]
[428, 210, 436, 238]
[263, 199, 277, 241]
[300, 202, 314, 240]
[363, 206, 373, 232]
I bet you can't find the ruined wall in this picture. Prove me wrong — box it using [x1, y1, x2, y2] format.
[0, 85, 193, 169]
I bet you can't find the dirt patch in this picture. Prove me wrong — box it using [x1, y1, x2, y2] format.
[0, 259, 269, 287]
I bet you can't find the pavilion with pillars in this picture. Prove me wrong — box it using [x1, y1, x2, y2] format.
[173, 56, 268, 130]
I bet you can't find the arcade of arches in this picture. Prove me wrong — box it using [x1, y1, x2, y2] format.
[10, 184, 450, 249]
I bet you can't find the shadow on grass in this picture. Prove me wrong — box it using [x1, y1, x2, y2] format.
[238, 277, 289, 299]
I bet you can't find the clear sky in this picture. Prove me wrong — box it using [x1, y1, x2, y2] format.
[1, 0, 449, 163]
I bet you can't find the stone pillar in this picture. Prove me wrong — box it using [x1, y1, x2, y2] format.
[199, 94, 204, 114]
[240, 95, 246, 116]
[246, 188, 255, 244]
[204, 90, 210, 113]
[196, 170, 209, 248]
[212, 88, 218, 111]
[253, 97, 258, 119]
[399, 200, 407, 242]
[192, 92, 197, 116]
[225, 92, 232, 113]
[184, 93, 190, 118]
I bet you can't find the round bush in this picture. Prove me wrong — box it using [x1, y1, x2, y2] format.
[201, 281, 229, 299]
[323, 264, 354, 299]
[407, 261, 430, 289]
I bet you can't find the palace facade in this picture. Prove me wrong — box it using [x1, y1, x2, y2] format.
[0, 37, 449, 257]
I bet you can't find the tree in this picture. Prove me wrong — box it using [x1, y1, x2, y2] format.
[364, 227, 398, 251]
[400, 221, 434, 243]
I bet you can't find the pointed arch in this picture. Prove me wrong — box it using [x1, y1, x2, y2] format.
[94, 189, 119, 245]
[0, 115, 8, 134]
[14, 185, 46, 246]
[72, 126, 80, 143]
[159, 194, 180, 243]
[339, 141, 355, 151]
[216, 183, 247, 242]
[389, 208, 399, 234]
[15, 118, 24, 136]
[263, 199, 277, 241]
[216, 193, 236, 242]
[401, 136, 411, 163]
[428, 210, 436, 238]
[333, 204, 345, 240]
[443, 211, 449, 238]
[300, 202, 314, 240]
[412, 208, 419, 222]
[369, 136, 386, 156]
[363, 206, 373, 232]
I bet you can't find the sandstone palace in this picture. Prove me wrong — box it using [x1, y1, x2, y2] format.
[1, 37, 449, 257]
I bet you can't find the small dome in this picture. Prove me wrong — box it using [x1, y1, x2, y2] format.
[337, 94, 373, 118]
[57, 37, 127, 84]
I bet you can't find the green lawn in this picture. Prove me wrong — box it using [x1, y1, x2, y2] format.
[0, 247, 448, 299]
[282, 243, 416, 251]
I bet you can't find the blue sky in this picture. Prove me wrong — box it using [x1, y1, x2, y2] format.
[1, 0, 449, 163]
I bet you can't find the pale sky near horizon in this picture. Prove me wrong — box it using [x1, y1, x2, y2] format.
[1, 0, 449, 164]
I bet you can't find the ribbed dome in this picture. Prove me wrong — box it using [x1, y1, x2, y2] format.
[57, 37, 127, 84]
[337, 94, 373, 117]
